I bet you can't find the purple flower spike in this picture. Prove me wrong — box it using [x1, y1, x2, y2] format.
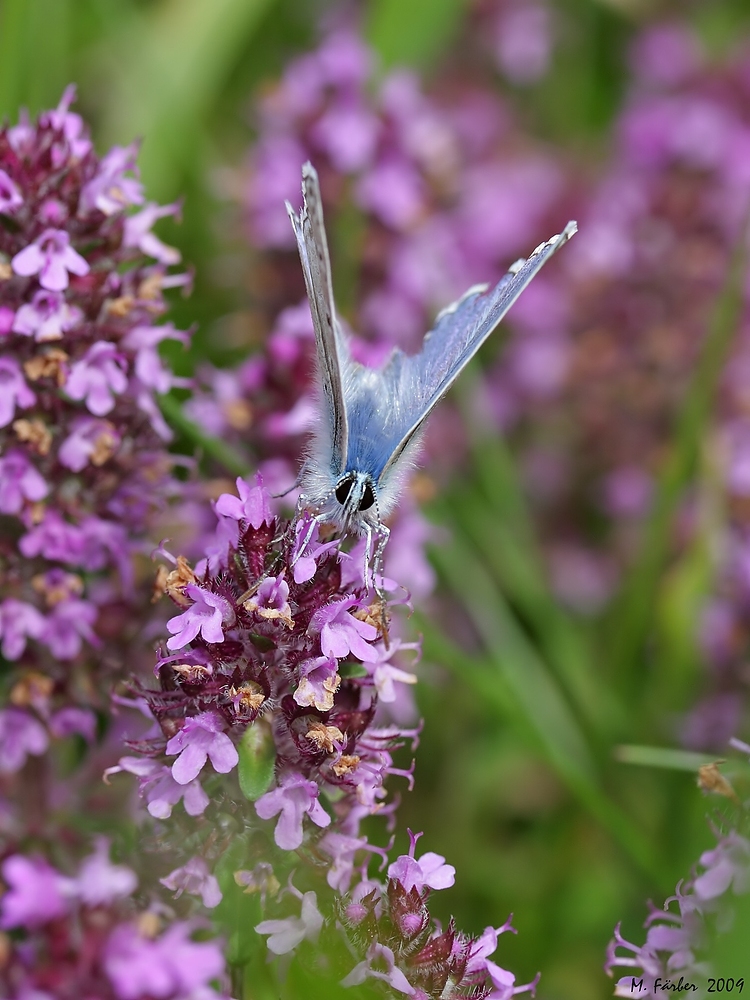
[161, 856, 223, 909]
[255, 771, 331, 850]
[0, 854, 71, 929]
[0, 449, 48, 514]
[309, 596, 379, 660]
[65, 341, 128, 415]
[0, 708, 49, 773]
[166, 584, 236, 650]
[0, 357, 35, 427]
[11, 227, 89, 290]
[165, 711, 239, 784]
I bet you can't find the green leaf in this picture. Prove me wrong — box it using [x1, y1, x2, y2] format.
[614, 744, 720, 772]
[366, 0, 468, 71]
[238, 722, 276, 801]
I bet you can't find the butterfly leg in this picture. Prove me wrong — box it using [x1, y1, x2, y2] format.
[289, 497, 320, 571]
[372, 523, 391, 648]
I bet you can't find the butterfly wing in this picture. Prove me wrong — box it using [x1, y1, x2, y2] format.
[286, 162, 349, 474]
[342, 222, 577, 486]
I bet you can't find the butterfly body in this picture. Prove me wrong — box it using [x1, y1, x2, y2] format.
[286, 162, 576, 556]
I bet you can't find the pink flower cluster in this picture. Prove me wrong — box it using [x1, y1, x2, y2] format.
[0, 87, 191, 766]
[105, 475, 535, 996]
[0, 839, 229, 999]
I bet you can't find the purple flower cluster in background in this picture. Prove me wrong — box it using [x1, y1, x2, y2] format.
[0, 88, 191, 774]
[0, 839, 229, 999]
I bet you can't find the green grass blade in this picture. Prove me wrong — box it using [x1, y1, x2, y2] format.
[614, 744, 721, 771]
[98, 0, 277, 199]
[430, 534, 659, 878]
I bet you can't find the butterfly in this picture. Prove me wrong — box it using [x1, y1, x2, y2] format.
[286, 162, 576, 582]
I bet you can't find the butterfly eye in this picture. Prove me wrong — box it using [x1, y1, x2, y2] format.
[335, 480, 353, 505]
[359, 483, 375, 511]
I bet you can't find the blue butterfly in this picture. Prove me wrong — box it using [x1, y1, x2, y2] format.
[287, 162, 576, 576]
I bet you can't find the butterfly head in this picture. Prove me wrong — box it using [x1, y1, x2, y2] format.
[334, 471, 377, 527]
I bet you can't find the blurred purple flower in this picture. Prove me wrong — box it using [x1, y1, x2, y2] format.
[161, 856, 222, 909]
[0, 357, 35, 427]
[0, 708, 48, 773]
[0, 855, 71, 929]
[12, 289, 83, 341]
[11, 227, 90, 290]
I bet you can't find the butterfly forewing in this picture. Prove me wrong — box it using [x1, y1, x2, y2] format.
[286, 163, 348, 474]
[376, 221, 578, 481]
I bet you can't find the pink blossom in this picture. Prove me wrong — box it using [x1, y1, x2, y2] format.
[0, 357, 35, 427]
[103, 920, 226, 1000]
[65, 341, 128, 415]
[75, 838, 138, 906]
[309, 596, 378, 660]
[255, 771, 331, 850]
[44, 598, 99, 659]
[0, 708, 48, 773]
[106, 757, 210, 819]
[342, 941, 415, 994]
[80, 142, 144, 214]
[11, 227, 89, 290]
[165, 711, 239, 784]
[123, 202, 181, 264]
[58, 417, 120, 472]
[0, 449, 48, 514]
[0, 599, 45, 660]
[121, 322, 189, 393]
[0, 855, 71, 929]
[387, 830, 455, 892]
[160, 856, 222, 909]
[293, 655, 339, 711]
[214, 475, 273, 527]
[255, 890, 323, 955]
[166, 585, 236, 650]
[12, 289, 83, 341]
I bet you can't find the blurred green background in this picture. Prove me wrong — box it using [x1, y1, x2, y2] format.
[3, 0, 750, 997]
